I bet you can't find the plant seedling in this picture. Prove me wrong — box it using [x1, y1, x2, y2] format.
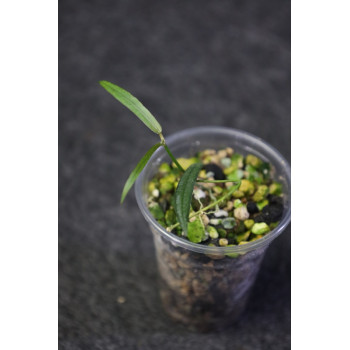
[99, 80, 240, 235]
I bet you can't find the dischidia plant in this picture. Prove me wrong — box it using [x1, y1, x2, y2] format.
[99, 80, 241, 239]
[100, 81, 283, 244]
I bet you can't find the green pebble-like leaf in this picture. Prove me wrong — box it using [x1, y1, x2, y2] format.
[187, 218, 205, 243]
[99, 80, 162, 134]
[121, 143, 162, 203]
[174, 162, 203, 235]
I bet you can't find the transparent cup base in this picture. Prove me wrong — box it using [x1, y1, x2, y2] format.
[135, 127, 291, 329]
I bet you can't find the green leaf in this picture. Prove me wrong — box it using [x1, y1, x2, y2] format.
[121, 143, 162, 203]
[174, 162, 203, 235]
[99, 80, 162, 134]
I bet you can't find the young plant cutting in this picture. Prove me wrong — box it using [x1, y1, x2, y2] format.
[100, 80, 283, 245]
[100, 80, 290, 330]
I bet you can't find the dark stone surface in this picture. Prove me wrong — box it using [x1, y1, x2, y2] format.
[59, 0, 291, 349]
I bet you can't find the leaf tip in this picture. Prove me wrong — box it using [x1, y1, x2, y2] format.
[99, 80, 108, 87]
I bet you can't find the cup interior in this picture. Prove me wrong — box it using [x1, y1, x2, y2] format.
[135, 126, 291, 254]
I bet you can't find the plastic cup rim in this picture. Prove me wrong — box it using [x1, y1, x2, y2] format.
[135, 126, 291, 255]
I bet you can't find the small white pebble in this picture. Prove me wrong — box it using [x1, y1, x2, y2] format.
[222, 217, 236, 229]
[193, 188, 206, 200]
[209, 218, 221, 225]
[214, 209, 228, 217]
[201, 214, 210, 225]
[234, 206, 250, 221]
[152, 189, 159, 198]
[220, 157, 232, 168]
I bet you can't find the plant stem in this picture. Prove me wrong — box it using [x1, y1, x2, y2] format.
[159, 133, 185, 172]
[167, 181, 241, 232]
[164, 144, 185, 172]
[197, 179, 236, 184]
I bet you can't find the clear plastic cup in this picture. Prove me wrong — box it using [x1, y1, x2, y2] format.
[135, 126, 291, 331]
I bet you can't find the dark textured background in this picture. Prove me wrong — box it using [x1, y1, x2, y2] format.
[59, 0, 291, 349]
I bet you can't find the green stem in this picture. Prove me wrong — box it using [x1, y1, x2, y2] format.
[159, 133, 185, 172]
[197, 179, 236, 184]
[167, 181, 241, 232]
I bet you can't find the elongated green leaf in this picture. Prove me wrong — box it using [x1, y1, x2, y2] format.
[121, 143, 162, 203]
[99, 80, 162, 134]
[174, 162, 203, 235]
